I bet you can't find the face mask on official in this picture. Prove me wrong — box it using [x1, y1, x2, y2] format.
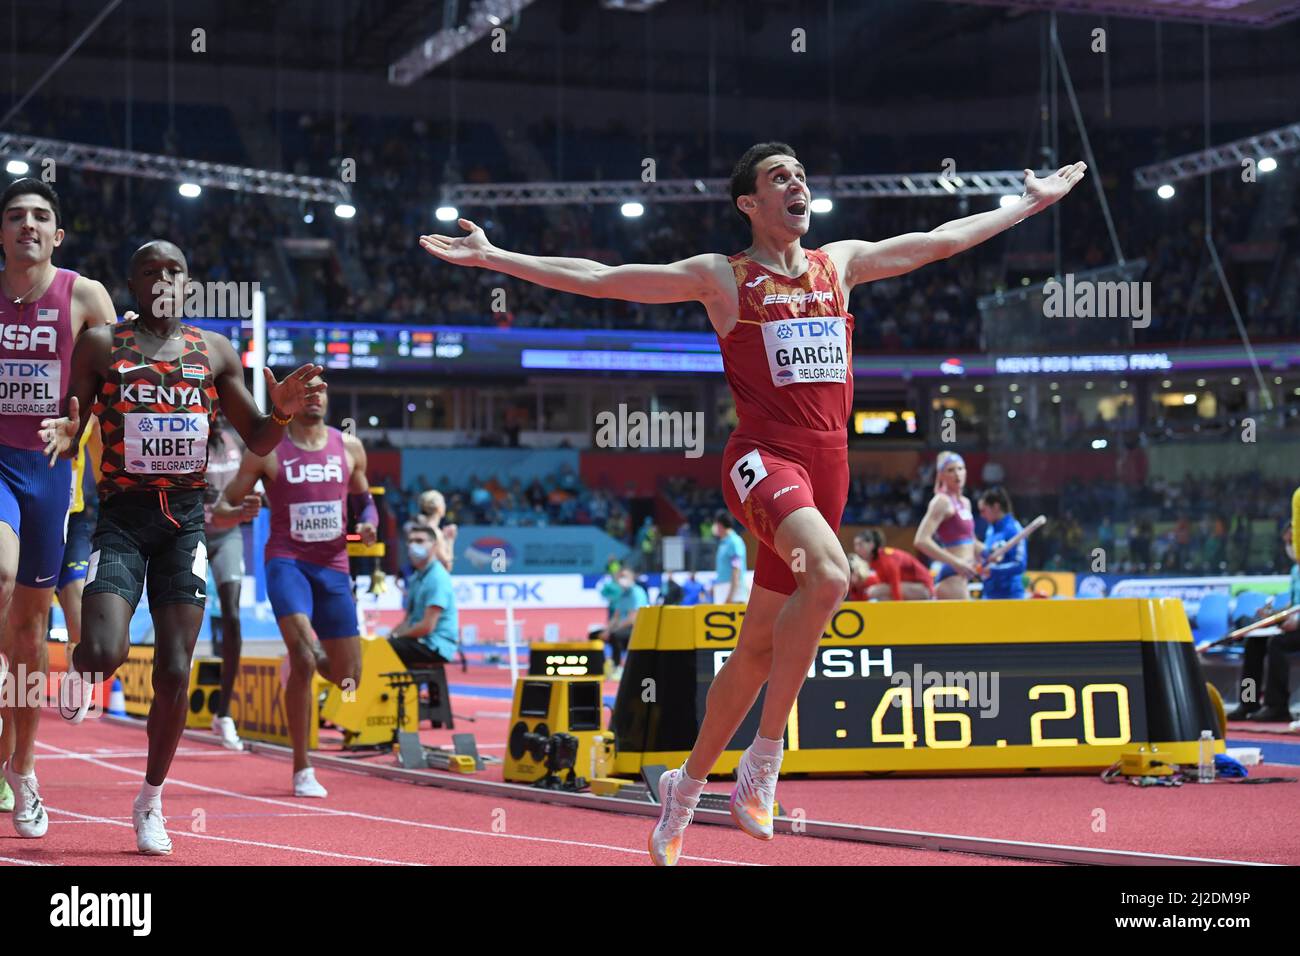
[408, 542, 430, 564]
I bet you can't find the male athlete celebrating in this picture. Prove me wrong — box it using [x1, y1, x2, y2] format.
[41, 240, 322, 854]
[420, 143, 1086, 864]
[214, 381, 376, 797]
[0, 179, 115, 837]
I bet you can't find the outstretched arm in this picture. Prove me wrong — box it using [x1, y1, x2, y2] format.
[825, 163, 1087, 289]
[208, 332, 324, 456]
[420, 219, 730, 305]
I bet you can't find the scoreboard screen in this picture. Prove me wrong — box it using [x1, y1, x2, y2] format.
[193, 320, 471, 372]
[190, 320, 722, 375]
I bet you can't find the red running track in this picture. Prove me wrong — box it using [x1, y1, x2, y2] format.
[0, 714, 1036, 867]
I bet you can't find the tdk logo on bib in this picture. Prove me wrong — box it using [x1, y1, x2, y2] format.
[0, 358, 59, 415]
[761, 315, 848, 387]
[124, 413, 209, 473]
[289, 499, 343, 542]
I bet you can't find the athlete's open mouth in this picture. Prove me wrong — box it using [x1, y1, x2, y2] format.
[786, 200, 807, 216]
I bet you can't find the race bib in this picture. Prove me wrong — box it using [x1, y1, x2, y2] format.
[761, 316, 848, 387]
[124, 412, 209, 474]
[729, 449, 769, 504]
[289, 500, 344, 542]
[0, 358, 60, 415]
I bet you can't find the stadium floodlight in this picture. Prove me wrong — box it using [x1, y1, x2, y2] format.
[1134, 121, 1300, 189]
[435, 205, 459, 222]
[998, 194, 1020, 208]
[178, 182, 201, 198]
[810, 197, 833, 214]
[443, 170, 1031, 207]
[1259, 156, 1278, 173]
[5, 159, 29, 175]
[620, 202, 644, 218]
[1156, 184, 1175, 200]
[388, 0, 537, 85]
[334, 203, 357, 219]
[0, 131, 352, 204]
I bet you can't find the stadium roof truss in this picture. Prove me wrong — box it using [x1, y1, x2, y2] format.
[388, 0, 538, 85]
[444, 171, 1031, 206]
[0, 132, 353, 204]
[934, 0, 1300, 28]
[1133, 122, 1300, 189]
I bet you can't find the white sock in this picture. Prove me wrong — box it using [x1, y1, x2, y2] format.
[674, 765, 707, 801]
[751, 734, 784, 758]
[135, 781, 163, 810]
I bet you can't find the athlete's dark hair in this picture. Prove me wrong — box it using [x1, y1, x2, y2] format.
[856, 528, 886, 552]
[730, 142, 798, 226]
[0, 179, 62, 263]
[713, 509, 733, 530]
[0, 178, 61, 229]
[979, 486, 1014, 514]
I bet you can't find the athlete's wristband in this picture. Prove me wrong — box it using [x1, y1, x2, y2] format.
[270, 406, 293, 426]
[349, 491, 378, 528]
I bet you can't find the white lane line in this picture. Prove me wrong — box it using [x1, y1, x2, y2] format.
[39, 748, 232, 761]
[37, 740, 761, 866]
[0, 855, 52, 866]
[51, 812, 325, 823]
[45, 806, 424, 865]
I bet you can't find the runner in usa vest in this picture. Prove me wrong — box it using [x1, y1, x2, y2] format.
[0, 267, 76, 448]
[264, 427, 352, 575]
[0, 178, 118, 843]
[415, 144, 1089, 865]
[213, 378, 375, 799]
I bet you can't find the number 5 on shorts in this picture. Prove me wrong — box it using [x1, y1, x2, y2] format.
[729, 449, 769, 504]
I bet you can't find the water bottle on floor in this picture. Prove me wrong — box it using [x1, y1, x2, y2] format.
[1197, 730, 1216, 783]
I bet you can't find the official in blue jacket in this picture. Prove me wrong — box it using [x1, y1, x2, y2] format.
[978, 487, 1026, 600]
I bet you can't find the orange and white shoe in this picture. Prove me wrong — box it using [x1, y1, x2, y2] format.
[648, 769, 698, 866]
[730, 747, 781, 840]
